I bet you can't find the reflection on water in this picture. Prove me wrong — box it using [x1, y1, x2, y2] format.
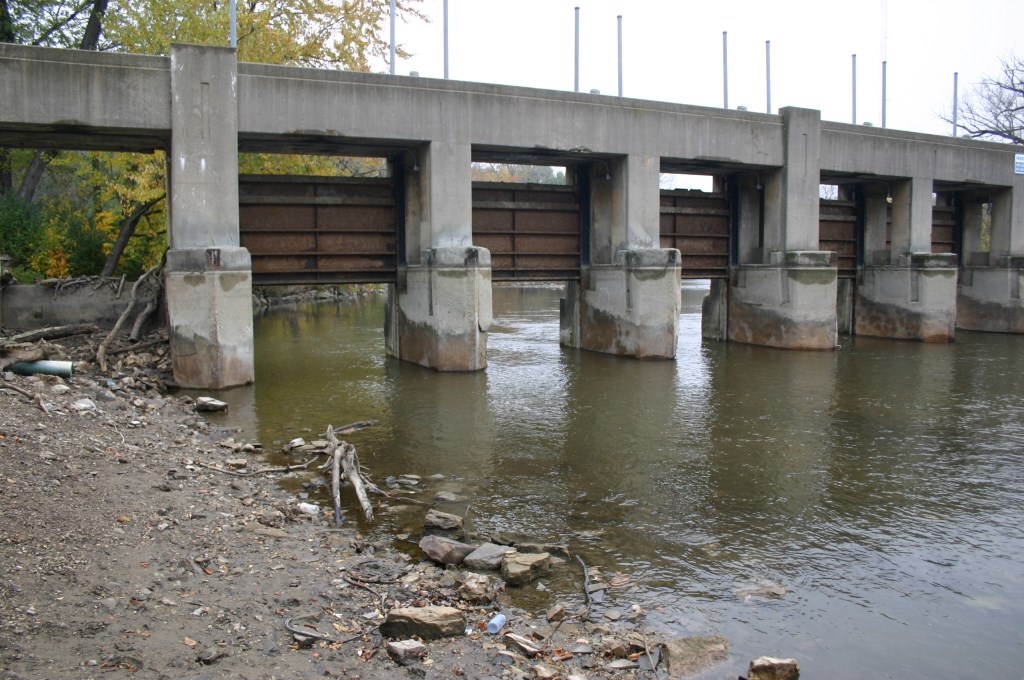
[211, 282, 1024, 679]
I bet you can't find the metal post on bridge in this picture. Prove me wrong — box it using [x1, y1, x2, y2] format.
[722, 31, 728, 109]
[443, 0, 449, 79]
[852, 53, 857, 125]
[389, 0, 396, 75]
[574, 6, 580, 92]
[617, 15, 623, 97]
[765, 40, 771, 114]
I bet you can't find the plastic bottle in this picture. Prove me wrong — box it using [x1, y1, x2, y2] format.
[486, 613, 506, 634]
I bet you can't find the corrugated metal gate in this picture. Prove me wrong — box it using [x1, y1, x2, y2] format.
[472, 183, 581, 281]
[239, 175, 398, 284]
[660, 190, 731, 279]
[819, 199, 859, 278]
[931, 204, 957, 255]
[240, 176, 739, 284]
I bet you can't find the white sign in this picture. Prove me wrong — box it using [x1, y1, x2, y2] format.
[1016, 153, 1024, 175]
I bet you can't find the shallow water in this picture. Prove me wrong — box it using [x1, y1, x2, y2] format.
[211, 283, 1024, 678]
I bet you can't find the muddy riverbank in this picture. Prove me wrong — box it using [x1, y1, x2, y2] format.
[0, 329, 760, 679]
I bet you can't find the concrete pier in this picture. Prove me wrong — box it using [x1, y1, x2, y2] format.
[165, 45, 254, 388]
[729, 108, 838, 350]
[561, 156, 682, 359]
[957, 186, 1024, 332]
[855, 178, 957, 342]
[385, 141, 492, 371]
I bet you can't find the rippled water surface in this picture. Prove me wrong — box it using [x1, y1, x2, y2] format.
[213, 283, 1024, 678]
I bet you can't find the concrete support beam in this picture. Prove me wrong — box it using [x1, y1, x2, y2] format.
[563, 156, 681, 359]
[734, 173, 763, 264]
[890, 177, 933, 255]
[764, 107, 822, 253]
[862, 183, 890, 265]
[165, 45, 254, 388]
[388, 140, 491, 370]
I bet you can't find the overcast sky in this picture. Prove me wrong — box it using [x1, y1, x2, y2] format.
[378, 0, 1024, 138]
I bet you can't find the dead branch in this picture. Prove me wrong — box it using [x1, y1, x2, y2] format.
[129, 299, 158, 341]
[97, 260, 164, 373]
[106, 337, 168, 356]
[330, 429, 344, 525]
[331, 419, 378, 435]
[194, 457, 317, 476]
[0, 379, 49, 416]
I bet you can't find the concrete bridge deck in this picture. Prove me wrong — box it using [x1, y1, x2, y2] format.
[2, 43, 1023, 388]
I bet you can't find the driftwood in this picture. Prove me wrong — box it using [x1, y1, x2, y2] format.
[8, 324, 97, 344]
[325, 424, 374, 524]
[97, 260, 164, 373]
[107, 336, 167, 356]
[194, 457, 317, 477]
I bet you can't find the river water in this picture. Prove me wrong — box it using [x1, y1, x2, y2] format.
[211, 282, 1024, 678]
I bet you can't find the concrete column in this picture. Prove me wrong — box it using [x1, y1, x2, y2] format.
[386, 140, 492, 371]
[735, 172, 763, 265]
[762, 107, 822, 253]
[862, 183, 890, 265]
[856, 176, 956, 342]
[990, 186, 1018, 261]
[165, 44, 254, 388]
[960, 200, 987, 266]
[727, 106, 837, 350]
[562, 155, 681, 359]
[889, 177, 933, 256]
[958, 183, 1024, 333]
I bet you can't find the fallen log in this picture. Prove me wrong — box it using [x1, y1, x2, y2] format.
[8, 324, 98, 344]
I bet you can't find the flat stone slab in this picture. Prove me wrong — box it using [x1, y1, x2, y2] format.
[463, 542, 516, 570]
[380, 606, 466, 641]
[501, 551, 551, 586]
[418, 535, 476, 566]
[749, 656, 800, 680]
[661, 635, 729, 677]
[424, 509, 463, 532]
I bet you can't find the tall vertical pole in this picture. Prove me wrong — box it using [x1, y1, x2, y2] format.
[722, 31, 728, 109]
[765, 40, 771, 114]
[229, 0, 236, 48]
[389, 0, 396, 75]
[851, 53, 857, 124]
[617, 15, 623, 97]
[952, 72, 959, 137]
[443, 0, 449, 79]
[574, 7, 580, 92]
[881, 60, 887, 128]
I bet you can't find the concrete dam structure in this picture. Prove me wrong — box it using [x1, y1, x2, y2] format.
[2, 43, 1023, 389]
